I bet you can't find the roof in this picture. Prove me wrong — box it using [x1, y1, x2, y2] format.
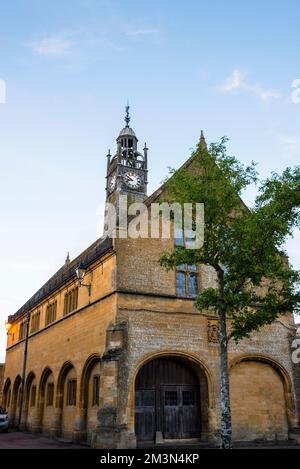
[118, 126, 137, 138]
[8, 236, 113, 323]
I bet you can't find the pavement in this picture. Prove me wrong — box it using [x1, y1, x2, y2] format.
[0, 431, 86, 449]
[1, 431, 300, 449]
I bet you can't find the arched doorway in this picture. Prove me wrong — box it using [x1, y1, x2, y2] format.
[24, 372, 37, 430]
[135, 357, 205, 442]
[80, 354, 101, 444]
[38, 367, 55, 435]
[56, 362, 77, 440]
[3, 378, 11, 411]
[11, 375, 22, 426]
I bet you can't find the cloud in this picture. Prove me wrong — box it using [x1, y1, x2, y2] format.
[26, 36, 72, 57]
[220, 69, 280, 101]
[125, 28, 160, 37]
[222, 69, 246, 91]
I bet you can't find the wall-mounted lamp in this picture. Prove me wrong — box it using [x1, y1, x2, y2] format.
[75, 263, 92, 297]
[5, 321, 12, 335]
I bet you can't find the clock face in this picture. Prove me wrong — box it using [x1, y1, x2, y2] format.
[108, 175, 116, 192]
[124, 171, 142, 189]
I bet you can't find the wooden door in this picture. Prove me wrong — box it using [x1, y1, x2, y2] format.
[135, 357, 201, 442]
[135, 389, 156, 441]
[162, 385, 200, 439]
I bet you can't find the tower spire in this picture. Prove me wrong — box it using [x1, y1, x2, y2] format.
[199, 130, 207, 150]
[125, 103, 130, 127]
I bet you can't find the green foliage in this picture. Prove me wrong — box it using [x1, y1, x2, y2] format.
[159, 138, 300, 342]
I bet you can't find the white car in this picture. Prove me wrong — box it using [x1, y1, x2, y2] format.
[0, 408, 9, 433]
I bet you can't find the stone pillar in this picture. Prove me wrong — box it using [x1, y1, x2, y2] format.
[19, 404, 28, 431]
[50, 407, 62, 438]
[72, 407, 87, 443]
[30, 405, 43, 433]
[92, 358, 119, 448]
[92, 322, 135, 449]
[207, 406, 220, 446]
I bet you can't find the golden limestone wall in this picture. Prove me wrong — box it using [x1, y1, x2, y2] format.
[2, 229, 298, 446]
[113, 234, 297, 445]
[0, 364, 4, 405]
[3, 254, 117, 442]
[230, 361, 288, 441]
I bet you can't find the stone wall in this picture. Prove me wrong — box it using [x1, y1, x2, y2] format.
[0, 364, 4, 406]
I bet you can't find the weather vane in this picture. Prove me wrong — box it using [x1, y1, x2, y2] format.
[125, 103, 130, 127]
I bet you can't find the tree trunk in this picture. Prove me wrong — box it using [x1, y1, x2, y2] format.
[218, 270, 233, 449]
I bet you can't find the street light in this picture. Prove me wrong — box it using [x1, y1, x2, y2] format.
[5, 321, 12, 335]
[75, 263, 92, 297]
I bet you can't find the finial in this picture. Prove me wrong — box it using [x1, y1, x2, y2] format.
[65, 252, 70, 265]
[107, 149, 111, 157]
[199, 130, 207, 150]
[125, 103, 130, 127]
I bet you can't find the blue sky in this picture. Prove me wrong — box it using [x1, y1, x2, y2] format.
[0, 0, 300, 360]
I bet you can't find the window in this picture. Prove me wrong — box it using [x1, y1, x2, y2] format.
[30, 386, 36, 407]
[30, 311, 40, 333]
[45, 301, 57, 326]
[67, 379, 77, 406]
[92, 375, 100, 406]
[176, 265, 199, 297]
[46, 383, 54, 406]
[18, 321, 27, 340]
[64, 287, 78, 316]
[165, 391, 178, 406]
[182, 390, 195, 406]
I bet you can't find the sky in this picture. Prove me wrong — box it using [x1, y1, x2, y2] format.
[0, 0, 299, 361]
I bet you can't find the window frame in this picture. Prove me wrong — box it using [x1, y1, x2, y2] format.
[30, 385, 37, 407]
[46, 382, 54, 407]
[45, 301, 57, 326]
[92, 375, 100, 407]
[176, 264, 199, 298]
[67, 379, 77, 406]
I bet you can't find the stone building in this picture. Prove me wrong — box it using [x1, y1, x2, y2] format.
[0, 364, 4, 406]
[2, 109, 300, 447]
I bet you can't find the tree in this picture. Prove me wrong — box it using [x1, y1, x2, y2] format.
[159, 136, 300, 449]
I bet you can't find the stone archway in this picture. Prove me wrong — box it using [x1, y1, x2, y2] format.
[229, 355, 293, 442]
[55, 361, 77, 440]
[11, 375, 22, 426]
[24, 371, 36, 430]
[134, 355, 209, 443]
[2, 378, 11, 411]
[79, 354, 101, 444]
[38, 367, 55, 435]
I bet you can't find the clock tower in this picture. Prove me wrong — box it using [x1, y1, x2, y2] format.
[106, 106, 148, 208]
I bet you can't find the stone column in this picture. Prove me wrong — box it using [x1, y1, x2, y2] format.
[72, 407, 87, 443]
[30, 405, 43, 433]
[92, 322, 136, 449]
[50, 407, 62, 438]
[92, 358, 119, 448]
